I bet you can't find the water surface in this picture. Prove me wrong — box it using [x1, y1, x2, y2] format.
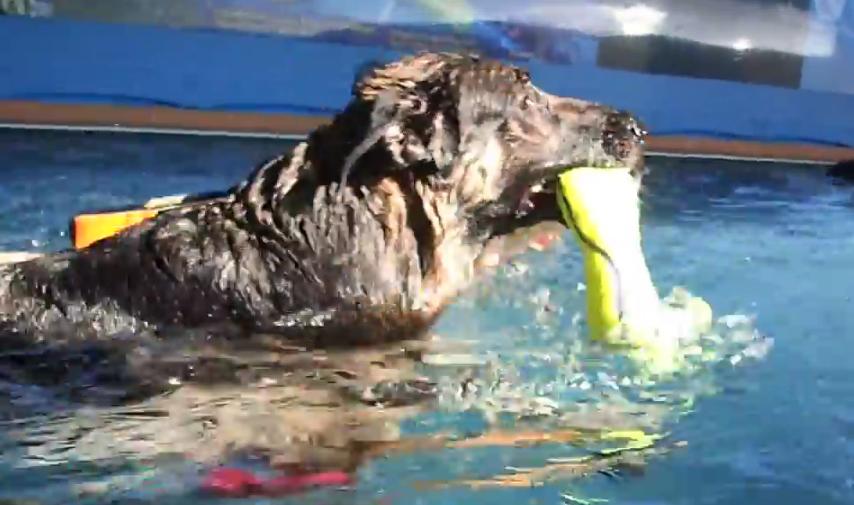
[0, 130, 851, 504]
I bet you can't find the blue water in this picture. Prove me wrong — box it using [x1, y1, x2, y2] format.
[1, 130, 853, 504]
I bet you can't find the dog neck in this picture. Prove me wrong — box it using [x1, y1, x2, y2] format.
[408, 179, 485, 313]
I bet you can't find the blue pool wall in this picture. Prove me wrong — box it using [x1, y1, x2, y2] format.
[2, 10, 853, 148]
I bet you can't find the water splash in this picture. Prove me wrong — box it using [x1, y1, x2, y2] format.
[422, 245, 774, 433]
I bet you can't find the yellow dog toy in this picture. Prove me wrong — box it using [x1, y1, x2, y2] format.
[556, 167, 713, 373]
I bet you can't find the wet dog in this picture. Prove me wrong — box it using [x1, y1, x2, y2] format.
[0, 52, 646, 400]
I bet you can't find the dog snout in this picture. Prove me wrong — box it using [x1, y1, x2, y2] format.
[605, 110, 647, 142]
[601, 109, 646, 161]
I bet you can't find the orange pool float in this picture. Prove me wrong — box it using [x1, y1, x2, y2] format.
[69, 191, 225, 249]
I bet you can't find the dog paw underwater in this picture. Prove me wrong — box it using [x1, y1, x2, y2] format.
[0, 52, 772, 501]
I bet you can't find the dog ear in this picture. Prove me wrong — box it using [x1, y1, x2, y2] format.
[341, 64, 461, 187]
[339, 87, 441, 189]
[351, 59, 388, 96]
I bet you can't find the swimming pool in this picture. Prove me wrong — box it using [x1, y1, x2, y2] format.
[0, 129, 852, 504]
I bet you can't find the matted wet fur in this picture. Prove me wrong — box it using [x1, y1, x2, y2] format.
[0, 52, 645, 399]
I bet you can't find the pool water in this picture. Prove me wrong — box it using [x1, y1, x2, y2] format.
[1, 130, 853, 504]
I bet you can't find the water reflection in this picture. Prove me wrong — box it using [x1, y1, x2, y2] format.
[0, 331, 681, 502]
[2, 340, 437, 472]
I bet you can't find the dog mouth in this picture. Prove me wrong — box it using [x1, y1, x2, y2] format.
[484, 171, 582, 243]
[511, 177, 561, 225]
[474, 175, 565, 270]
[476, 164, 637, 262]
[477, 162, 642, 268]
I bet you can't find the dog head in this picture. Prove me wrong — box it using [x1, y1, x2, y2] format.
[306, 52, 646, 244]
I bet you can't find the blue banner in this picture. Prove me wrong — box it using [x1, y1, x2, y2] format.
[4, 0, 852, 94]
[2, 0, 852, 146]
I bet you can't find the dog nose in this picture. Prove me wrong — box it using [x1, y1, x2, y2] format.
[601, 109, 647, 160]
[605, 110, 647, 142]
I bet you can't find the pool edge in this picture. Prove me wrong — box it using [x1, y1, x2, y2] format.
[1, 100, 851, 165]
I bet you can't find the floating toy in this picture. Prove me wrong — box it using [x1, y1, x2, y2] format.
[69, 191, 225, 249]
[556, 167, 713, 373]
